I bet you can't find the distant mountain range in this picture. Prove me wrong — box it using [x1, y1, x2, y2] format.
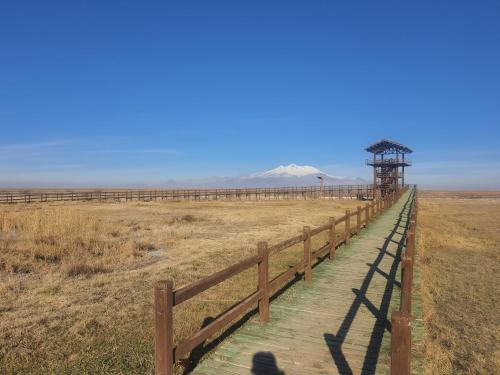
[164, 164, 367, 188]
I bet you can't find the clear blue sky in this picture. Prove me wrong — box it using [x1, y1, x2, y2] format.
[1, 1, 499, 188]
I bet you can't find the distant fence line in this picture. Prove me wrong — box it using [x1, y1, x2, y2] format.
[0, 185, 374, 204]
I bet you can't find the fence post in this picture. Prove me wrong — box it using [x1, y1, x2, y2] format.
[401, 258, 413, 315]
[407, 227, 415, 262]
[329, 217, 336, 260]
[345, 210, 351, 246]
[391, 311, 411, 375]
[356, 206, 361, 233]
[365, 203, 370, 225]
[154, 280, 174, 375]
[303, 226, 312, 283]
[258, 241, 270, 323]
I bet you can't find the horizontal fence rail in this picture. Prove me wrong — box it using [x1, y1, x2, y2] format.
[154, 187, 410, 375]
[391, 187, 418, 375]
[0, 185, 374, 204]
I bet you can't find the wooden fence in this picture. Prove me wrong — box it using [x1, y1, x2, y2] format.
[391, 188, 418, 375]
[154, 187, 409, 375]
[0, 185, 373, 204]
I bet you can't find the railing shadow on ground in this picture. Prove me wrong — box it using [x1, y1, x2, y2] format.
[184, 235, 350, 373]
[183, 210, 372, 372]
[182, 268, 305, 374]
[156, 189, 408, 375]
[323, 192, 413, 375]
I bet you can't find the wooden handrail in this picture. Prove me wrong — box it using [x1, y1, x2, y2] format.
[390, 187, 418, 375]
[310, 222, 331, 236]
[173, 255, 261, 305]
[154, 186, 411, 375]
[268, 234, 304, 255]
[174, 290, 263, 362]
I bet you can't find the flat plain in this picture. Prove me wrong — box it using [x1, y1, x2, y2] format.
[0, 198, 360, 374]
[2, 190, 498, 375]
[417, 190, 500, 374]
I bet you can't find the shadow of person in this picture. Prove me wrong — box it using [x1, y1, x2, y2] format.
[251, 352, 285, 375]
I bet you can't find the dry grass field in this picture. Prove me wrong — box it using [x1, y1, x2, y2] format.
[0, 198, 361, 374]
[418, 191, 500, 374]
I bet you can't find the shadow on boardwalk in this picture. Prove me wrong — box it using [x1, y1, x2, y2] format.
[324, 193, 413, 375]
[251, 352, 285, 375]
[189, 192, 414, 375]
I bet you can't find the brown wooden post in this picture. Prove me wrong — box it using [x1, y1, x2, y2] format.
[365, 203, 370, 225]
[303, 226, 312, 283]
[154, 280, 174, 375]
[406, 228, 415, 262]
[356, 206, 361, 234]
[391, 311, 411, 375]
[258, 241, 270, 323]
[401, 258, 413, 315]
[345, 210, 351, 246]
[329, 217, 336, 260]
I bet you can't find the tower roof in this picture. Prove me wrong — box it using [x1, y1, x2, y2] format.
[365, 139, 413, 154]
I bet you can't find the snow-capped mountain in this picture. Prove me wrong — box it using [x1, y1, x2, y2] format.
[258, 164, 323, 177]
[255, 164, 343, 179]
[163, 164, 367, 188]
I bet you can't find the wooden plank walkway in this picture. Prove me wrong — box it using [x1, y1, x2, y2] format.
[191, 191, 412, 375]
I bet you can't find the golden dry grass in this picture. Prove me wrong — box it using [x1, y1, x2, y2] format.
[418, 191, 500, 374]
[0, 198, 361, 374]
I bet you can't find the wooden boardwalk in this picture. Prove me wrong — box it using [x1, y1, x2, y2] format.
[190, 191, 412, 375]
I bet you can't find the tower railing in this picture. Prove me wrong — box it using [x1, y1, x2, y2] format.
[366, 158, 412, 166]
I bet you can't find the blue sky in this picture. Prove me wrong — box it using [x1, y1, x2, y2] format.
[1, 1, 499, 188]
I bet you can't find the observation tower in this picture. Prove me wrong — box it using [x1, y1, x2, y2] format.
[366, 139, 412, 198]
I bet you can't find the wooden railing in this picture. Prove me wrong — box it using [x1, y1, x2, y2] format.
[154, 188, 409, 375]
[391, 187, 418, 375]
[0, 185, 374, 204]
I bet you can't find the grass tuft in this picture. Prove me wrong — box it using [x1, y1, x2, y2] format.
[66, 263, 109, 278]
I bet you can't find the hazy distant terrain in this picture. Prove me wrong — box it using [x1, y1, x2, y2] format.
[163, 164, 368, 188]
